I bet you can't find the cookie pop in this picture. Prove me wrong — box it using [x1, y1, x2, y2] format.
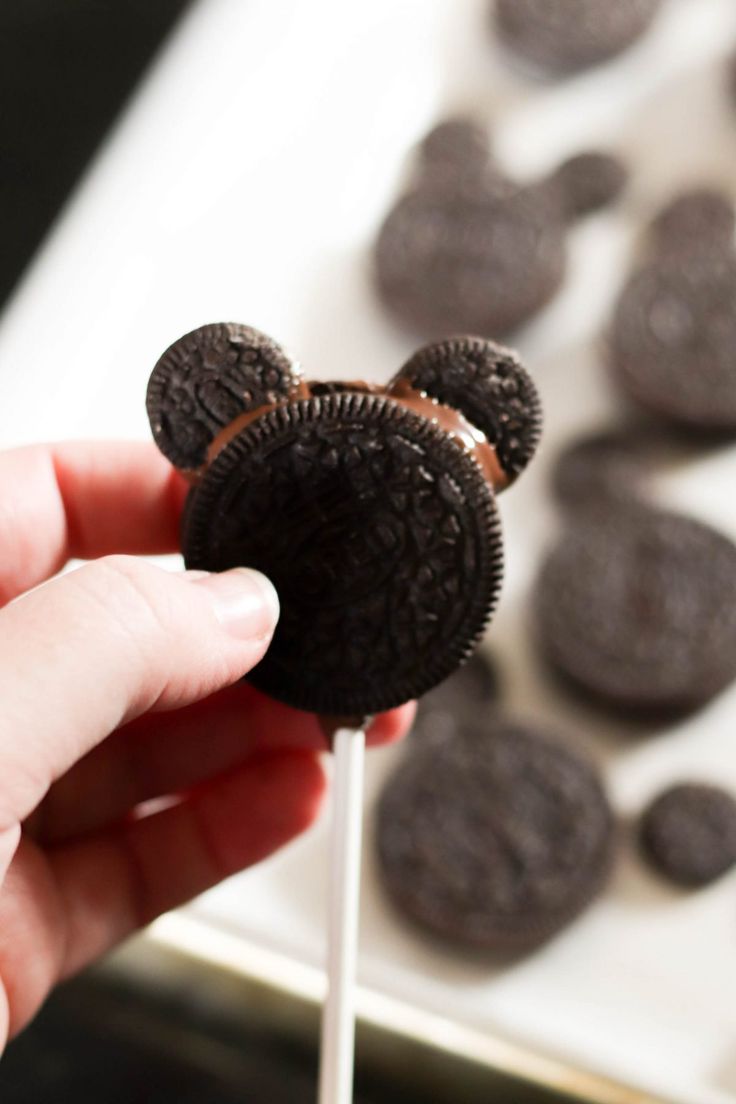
[146, 323, 541, 1104]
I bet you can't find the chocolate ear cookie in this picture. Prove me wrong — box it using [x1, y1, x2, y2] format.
[391, 337, 542, 482]
[376, 719, 614, 952]
[493, 0, 663, 76]
[535, 509, 736, 714]
[546, 151, 628, 220]
[183, 392, 503, 715]
[374, 119, 625, 339]
[418, 118, 495, 189]
[640, 783, 736, 888]
[146, 323, 300, 470]
[608, 189, 736, 432]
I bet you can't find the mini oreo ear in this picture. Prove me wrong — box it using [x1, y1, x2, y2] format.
[390, 336, 542, 482]
[417, 117, 494, 187]
[648, 188, 735, 257]
[548, 151, 628, 220]
[146, 322, 300, 471]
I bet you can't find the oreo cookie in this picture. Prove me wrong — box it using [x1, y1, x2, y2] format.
[147, 323, 300, 470]
[147, 325, 541, 716]
[550, 428, 647, 516]
[640, 783, 736, 888]
[412, 650, 499, 743]
[535, 508, 736, 714]
[376, 719, 614, 951]
[608, 188, 736, 432]
[374, 118, 626, 339]
[391, 337, 542, 481]
[494, 0, 663, 76]
[545, 152, 628, 220]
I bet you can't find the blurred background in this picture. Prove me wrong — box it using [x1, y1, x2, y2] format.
[2, 1, 736, 1102]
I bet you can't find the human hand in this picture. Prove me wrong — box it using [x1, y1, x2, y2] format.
[0, 441, 413, 1052]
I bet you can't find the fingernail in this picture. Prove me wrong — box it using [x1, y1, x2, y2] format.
[194, 568, 280, 641]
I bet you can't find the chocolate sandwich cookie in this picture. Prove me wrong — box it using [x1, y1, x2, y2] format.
[551, 428, 647, 516]
[390, 337, 542, 481]
[535, 508, 736, 714]
[376, 720, 614, 951]
[494, 0, 663, 76]
[147, 323, 302, 471]
[148, 325, 541, 716]
[412, 650, 499, 744]
[640, 783, 736, 888]
[374, 118, 626, 339]
[608, 188, 736, 432]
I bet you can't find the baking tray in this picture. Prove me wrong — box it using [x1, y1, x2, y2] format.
[1, 0, 735, 1101]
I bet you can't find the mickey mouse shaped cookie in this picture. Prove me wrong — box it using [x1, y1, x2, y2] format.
[374, 117, 627, 339]
[608, 188, 736, 432]
[147, 323, 541, 715]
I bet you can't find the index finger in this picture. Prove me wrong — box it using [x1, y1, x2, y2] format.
[0, 441, 187, 604]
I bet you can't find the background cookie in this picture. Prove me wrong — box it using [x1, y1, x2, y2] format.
[183, 392, 503, 715]
[376, 719, 614, 951]
[535, 509, 736, 714]
[494, 0, 663, 76]
[374, 120, 625, 340]
[411, 650, 499, 744]
[608, 190, 736, 432]
[640, 783, 736, 888]
[550, 428, 648, 516]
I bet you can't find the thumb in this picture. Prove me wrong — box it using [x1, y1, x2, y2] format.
[0, 556, 280, 838]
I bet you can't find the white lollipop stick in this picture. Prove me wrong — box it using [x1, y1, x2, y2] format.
[318, 724, 366, 1104]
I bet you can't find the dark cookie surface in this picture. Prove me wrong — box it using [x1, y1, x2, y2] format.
[183, 393, 503, 715]
[412, 650, 499, 743]
[548, 152, 628, 220]
[419, 118, 492, 185]
[494, 0, 662, 75]
[609, 190, 736, 431]
[376, 720, 614, 951]
[146, 323, 297, 470]
[535, 509, 736, 713]
[640, 783, 736, 887]
[609, 254, 736, 431]
[551, 428, 647, 515]
[649, 189, 735, 258]
[392, 337, 542, 482]
[374, 184, 565, 339]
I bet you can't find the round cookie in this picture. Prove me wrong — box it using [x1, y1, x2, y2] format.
[550, 428, 647, 515]
[608, 189, 736, 432]
[146, 322, 298, 470]
[535, 509, 736, 713]
[640, 783, 736, 887]
[648, 189, 735, 258]
[391, 337, 542, 481]
[376, 720, 614, 951]
[183, 392, 503, 715]
[494, 0, 663, 76]
[375, 184, 564, 338]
